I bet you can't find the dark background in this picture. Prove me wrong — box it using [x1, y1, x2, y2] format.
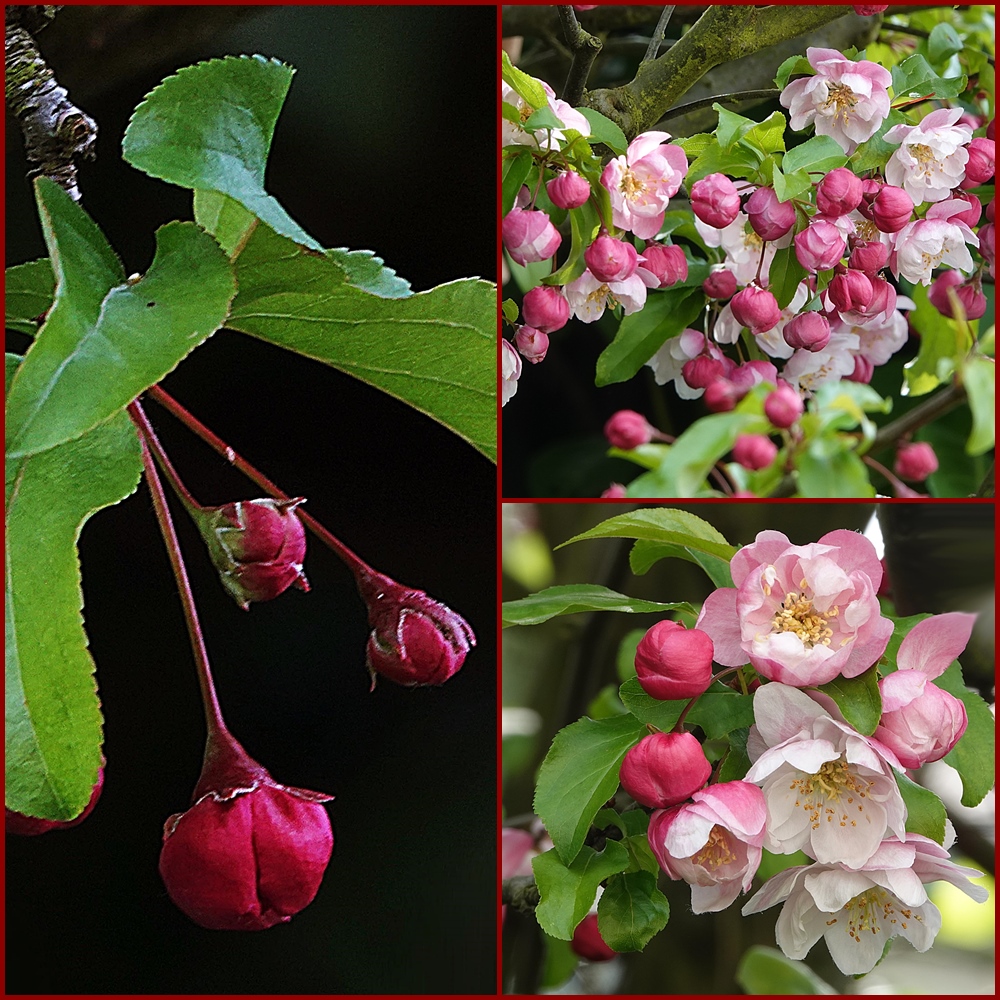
[6, 7, 496, 994]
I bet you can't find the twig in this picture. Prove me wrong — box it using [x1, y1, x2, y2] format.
[659, 89, 782, 122]
[869, 381, 967, 454]
[556, 5, 602, 107]
[643, 5, 675, 63]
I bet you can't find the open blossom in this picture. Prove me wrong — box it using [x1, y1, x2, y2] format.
[891, 218, 978, 285]
[501, 339, 521, 406]
[743, 683, 906, 867]
[696, 213, 777, 286]
[501, 79, 591, 151]
[601, 131, 687, 239]
[742, 830, 988, 975]
[696, 529, 893, 686]
[780, 48, 891, 154]
[885, 108, 974, 205]
[781, 331, 860, 393]
[564, 268, 647, 323]
[648, 782, 767, 913]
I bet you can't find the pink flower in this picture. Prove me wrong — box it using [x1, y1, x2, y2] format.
[639, 243, 688, 287]
[764, 382, 805, 428]
[501, 339, 522, 406]
[564, 268, 647, 323]
[730, 285, 782, 334]
[502, 207, 562, 266]
[648, 781, 767, 913]
[828, 268, 873, 313]
[696, 529, 893, 687]
[928, 269, 987, 320]
[604, 409, 653, 450]
[634, 620, 714, 701]
[584, 232, 639, 283]
[619, 731, 711, 809]
[690, 172, 742, 229]
[781, 331, 860, 393]
[816, 167, 864, 217]
[868, 183, 914, 233]
[502, 79, 591, 151]
[696, 212, 777, 286]
[733, 434, 778, 471]
[885, 108, 974, 205]
[742, 831, 988, 975]
[746, 186, 796, 241]
[600, 130, 687, 239]
[891, 218, 977, 285]
[894, 440, 938, 481]
[515, 325, 549, 363]
[601, 482, 628, 499]
[794, 219, 847, 272]
[960, 136, 995, 188]
[874, 613, 972, 768]
[783, 311, 831, 352]
[546, 169, 591, 209]
[848, 239, 888, 273]
[780, 48, 891, 154]
[743, 684, 906, 867]
[522, 285, 570, 333]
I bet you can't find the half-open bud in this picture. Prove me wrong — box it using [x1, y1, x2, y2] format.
[619, 732, 711, 809]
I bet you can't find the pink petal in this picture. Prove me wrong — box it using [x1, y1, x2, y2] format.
[816, 528, 882, 582]
[730, 530, 793, 586]
[695, 588, 744, 665]
[627, 130, 672, 161]
[896, 611, 975, 678]
[751, 683, 831, 748]
[879, 668, 927, 711]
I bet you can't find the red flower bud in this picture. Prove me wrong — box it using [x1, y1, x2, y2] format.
[546, 169, 591, 209]
[869, 185, 913, 233]
[894, 441, 938, 482]
[514, 325, 549, 363]
[619, 732, 711, 809]
[828, 269, 874, 313]
[928, 270, 987, 320]
[960, 136, 995, 188]
[571, 914, 617, 962]
[357, 571, 475, 688]
[948, 190, 983, 229]
[585, 232, 638, 283]
[764, 382, 804, 429]
[634, 621, 714, 701]
[601, 482, 628, 499]
[159, 732, 333, 930]
[703, 378, 741, 413]
[604, 409, 653, 450]
[853, 4, 888, 13]
[5, 766, 104, 835]
[794, 220, 846, 272]
[745, 186, 795, 241]
[702, 268, 738, 300]
[522, 285, 570, 333]
[848, 239, 889, 274]
[815, 167, 864, 217]
[193, 498, 309, 610]
[732, 434, 778, 471]
[639, 243, 688, 288]
[846, 354, 874, 384]
[730, 285, 781, 334]
[682, 356, 726, 391]
[690, 173, 741, 229]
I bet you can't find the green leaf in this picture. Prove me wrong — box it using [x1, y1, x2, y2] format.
[629, 539, 734, 588]
[123, 55, 321, 251]
[502, 147, 534, 217]
[597, 871, 670, 952]
[774, 54, 814, 91]
[736, 945, 838, 995]
[686, 140, 760, 186]
[771, 165, 813, 204]
[795, 446, 874, 498]
[714, 103, 756, 152]
[502, 298, 519, 326]
[533, 714, 646, 865]
[5, 259, 55, 334]
[903, 282, 971, 396]
[501, 50, 547, 110]
[767, 246, 808, 310]
[193, 189, 257, 258]
[686, 689, 755, 739]
[781, 135, 848, 175]
[557, 507, 736, 560]
[6, 178, 235, 459]
[226, 223, 495, 461]
[618, 676, 686, 731]
[540, 934, 579, 990]
[937, 661, 995, 807]
[963, 355, 994, 455]
[894, 769, 947, 844]
[532, 842, 631, 940]
[595, 279, 707, 387]
[718, 737, 752, 782]
[575, 107, 627, 156]
[927, 22, 964, 65]
[890, 53, 967, 102]
[6, 359, 142, 819]
[739, 111, 786, 156]
[817, 666, 881, 736]
[502, 584, 693, 628]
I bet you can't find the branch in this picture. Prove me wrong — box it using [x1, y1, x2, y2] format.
[869, 381, 967, 454]
[658, 88, 782, 123]
[584, 5, 854, 139]
[502, 875, 540, 913]
[643, 5, 675, 64]
[556, 6, 602, 107]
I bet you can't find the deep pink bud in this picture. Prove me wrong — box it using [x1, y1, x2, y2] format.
[816, 168, 864, 217]
[988, 119, 995, 141]
[702, 268, 738, 299]
[732, 434, 778, 471]
[619, 732, 711, 809]
[848, 239, 889, 274]
[732, 360, 778, 392]
[193, 498, 309, 610]
[846, 355, 874, 384]
[546, 169, 591, 209]
[522, 285, 570, 333]
[875, 674, 968, 769]
[601, 482, 628, 499]
[682, 355, 726, 390]
[703, 378, 740, 412]
[948, 190, 983, 229]
[870, 185, 913, 233]
[853, 4, 888, 13]
[502, 208, 562, 265]
[604, 409, 653, 449]
[514, 325, 549, 363]
[634, 621, 714, 701]
[988, 197, 995, 223]
[571, 914, 617, 962]
[828, 269, 874, 313]
[858, 177, 883, 219]
[928, 270, 987, 320]
[978, 223, 995, 271]
[960, 136, 995, 188]
[745, 186, 796, 241]
[357, 570, 475, 687]
[159, 732, 333, 930]
[764, 382, 804, 428]
[730, 285, 781, 334]
[6, 766, 104, 835]
[584, 232, 638, 282]
[639, 243, 688, 287]
[794, 220, 846, 272]
[690, 172, 741, 228]
[783, 311, 831, 351]
[894, 441, 938, 481]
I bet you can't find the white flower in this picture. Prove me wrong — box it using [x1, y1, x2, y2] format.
[564, 268, 647, 323]
[833, 298, 913, 368]
[646, 327, 708, 399]
[885, 108, 974, 205]
[781, 332, 860, 394]
[696, 213, 777, 286]
[891, 219, 978, 285]
[501, 338, 522, 406]
[501, 80, 590, 151]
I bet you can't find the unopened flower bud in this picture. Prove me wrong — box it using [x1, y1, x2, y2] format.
[356, 571, 475, 688]
[816, 167, 864, 217]
[960, 136, 995, 188]
[703, 378, 740, 412]
[585, 232, 638, 282]
[785, 312, 833, 353]
[702, 268, 738, 299]
[948, 190, 983, 229]
[732, 434, 778, 471]
[515, 325, 549, 363]
[6, 765, 104, 835]
[846, 354, 874, 384]
[546, 169, 591, 209]
[745, 186, 795, 241]
[604, 409, 654, 449]
[571, 914, 617, 962]
[639, 243, 688, 287]
[875, 673, 968, 769]
[858, 177, 883, 219]
[682, 355, 726, 390]
[159, 731, 333, 930]
[869, 185, 913, 233]
[730, 285, 781, 334]
[853, 4, 888, 13]
[764, 382, 804, 428]
[601, 482, 628, 499]
[634, 621, 714, 701]
[928, 270, 987, 319]
[193, 499, 309, 610]
[690, 173, 741, 229]
[848, 239, 889, 274]
[828, 269, 874, 313]
[502, 208, 562, 265]
[794, 220, 846, 272]
[522, 285, 570, 333]
[894, 441, 938, 481]
[619, 732, 711, 809]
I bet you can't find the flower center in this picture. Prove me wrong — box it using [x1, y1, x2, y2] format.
[855, 219, 880, 242]
[823, 82, 859, 125]
[586, 284, 612, 309]
[693, 825, 737, 870]
[909, 142, 937, 165]
[824, 886, 924, 942]
[788, 758, 876, 831]
[772, 591, 838, 646]
[743, 229, 764, 252]
[620, 167, 646, 201]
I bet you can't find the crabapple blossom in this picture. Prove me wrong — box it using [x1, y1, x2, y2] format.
[546, 169, 591, 209]
[703, 378, 741, 412]
[828, 269, 873, 313]
[604, 409, 654, 450]
[746, 187, 796, 241]
[834, 300, 911, 372]
[816, 168, 864, 217]
[696, 529, 893, 686]
[782, 331, 861, 393]
[733, 434, 778, 471]
[703, 268, 738, 299]
[794, 220, 846, 272]
[944, 190, 983, 229]
[522, 285, 569, 333]
[601, 482, 628, 499]
[619, 731, 712, 809]
[515, 325, 549, 363]
[885, 108, 974, 204]
[501, 339, 521, 406]
[584, 232, 639, 283]
[978, 222, 995, 277]
[501, 79, 591, 151]
[764, 382, 805, 428]
[894, 440, 938, 482]
[853, 4, 888, 13]
[696, 212, 777, 286]
[742, 831, 987, 976]
[868, 184, 914, 233]
[891, 218, 977, 284]
[960, 135, 995, 188]
[639, 243, 688, 287]
[742, 683, 906, 867]
[846, 354, 874, 383]
[571, 914, 617, 962]
[634, 620, 714, 701]
[683, 355, 732, 392]
[646, 328, 715, 399]
[928, 269, 987, 319]
[565, 268, 648, 323]
[833, 273, 898, 325]
[848, 239, 889, 274]
[690, 173, 742, 229]
[648, 781, 767, 913]
[780, 48, 891, 154]
[730, 285, 782, 334]
[783, 311, 832, 352]
[600, 130, 687, 239]
[731, 360, 779, 393]
[502, 207, 561, 265]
